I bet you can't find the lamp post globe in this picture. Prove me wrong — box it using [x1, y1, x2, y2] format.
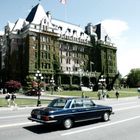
[98, 75, 106, 99]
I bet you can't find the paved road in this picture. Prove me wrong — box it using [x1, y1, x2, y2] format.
[0, 97, 140, 140]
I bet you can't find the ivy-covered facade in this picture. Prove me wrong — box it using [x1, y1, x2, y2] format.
[1, 4, 117, 90]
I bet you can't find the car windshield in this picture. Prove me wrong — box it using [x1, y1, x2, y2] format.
[48, 98, 68, 108]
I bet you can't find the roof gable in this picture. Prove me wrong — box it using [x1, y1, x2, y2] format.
[26, 4, 38, 22]
[26, 4, 48, 24]
[12, 18, 25, 31]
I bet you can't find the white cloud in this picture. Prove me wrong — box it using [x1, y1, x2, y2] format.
[101, 19, 133, 76]
[102, 19, 129, 38]
[118, 48, 140, 76]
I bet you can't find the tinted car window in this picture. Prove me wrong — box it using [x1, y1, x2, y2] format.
[65, 100, 72, 108]
[71, 99, 84, 108]
[48, 98, 67, 108]
[83, 99, 95, 108]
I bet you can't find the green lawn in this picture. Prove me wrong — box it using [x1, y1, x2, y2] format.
[50, 88, 139, 99]
[0, 88, 139, 107]
[0, 98, 50, 107]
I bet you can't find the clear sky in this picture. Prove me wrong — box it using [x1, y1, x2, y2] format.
[0, 0, 140, 77]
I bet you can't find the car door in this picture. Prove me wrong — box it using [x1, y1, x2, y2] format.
[82, 99, 101, 120]
[70, 99, 86, 122]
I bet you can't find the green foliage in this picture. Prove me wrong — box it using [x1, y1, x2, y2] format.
[127, 68, 140, 87]
[0, 98, 51, 107]
[23, 75, 33, 91]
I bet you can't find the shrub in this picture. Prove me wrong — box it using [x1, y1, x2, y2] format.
[5, 80, 22, 93]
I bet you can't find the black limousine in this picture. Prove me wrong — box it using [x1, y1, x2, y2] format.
[28, 97, 113, 129]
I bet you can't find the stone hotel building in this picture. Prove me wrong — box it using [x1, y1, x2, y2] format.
[0, 4, 117, 90]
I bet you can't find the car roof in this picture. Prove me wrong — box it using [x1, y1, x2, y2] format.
[54, 97, 92, 101]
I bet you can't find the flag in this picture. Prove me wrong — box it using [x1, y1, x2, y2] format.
[60, 0, 66, 4]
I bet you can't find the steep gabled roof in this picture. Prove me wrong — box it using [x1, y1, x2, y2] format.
[25, 3, 90, 41]
[26, 4, 38, 22]
[12, 18, 25, 31]
[26, 4, 48, 24]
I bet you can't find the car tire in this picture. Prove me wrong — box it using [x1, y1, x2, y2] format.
[103, 112, 110, 121]
[63, 118, 73, 129]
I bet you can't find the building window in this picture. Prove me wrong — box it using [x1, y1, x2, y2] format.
[66, 58, 71, 64]
[35, 62, 37, 69]
[80, 47, 84, 52]
[77, 53, 78, 57]
[76, 60, 79, 64]
[60, 50, 62, 56]
[44, 19, 46, 24]
[66, 67, 69, 71]
[41, 52, 44, 58]
[48, 53, 50, 59]
[60, 57, 63, 63]
[48, 45, 50, 50]
[41, 44, 43, 50]
[35, 44, 37, 49]
[44, 63, 47, 69]
[35, 52, 38, 58]
[66, 52, 68, 56]
[42, 63, 44, 69]
[53, 54, 55, 60]
[45, 52, 48, 59]
[53, 46, 55, 51]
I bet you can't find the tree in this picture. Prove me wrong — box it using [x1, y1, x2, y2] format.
[127, 68, 140, 88]
[5, 80, 22, 93]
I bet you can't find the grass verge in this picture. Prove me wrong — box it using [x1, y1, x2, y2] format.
[0, 98, 50, 107]
[0, 88, 139, 107]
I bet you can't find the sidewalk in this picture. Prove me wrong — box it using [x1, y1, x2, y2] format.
[0, 94, 139, 111]
[0, 94, 72, 111]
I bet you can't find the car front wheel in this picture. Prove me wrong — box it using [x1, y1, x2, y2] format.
[63, 118, 73, 129]
[103, 112, 110, 121]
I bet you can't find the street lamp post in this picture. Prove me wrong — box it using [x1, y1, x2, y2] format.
[89, 62, 94, 89]
[78, 69, 83, 88]
[50, 76, 55, 95]
[90, 61, 94, 73]
[34, 70, 43, 106]
[99, 75, 106, 99]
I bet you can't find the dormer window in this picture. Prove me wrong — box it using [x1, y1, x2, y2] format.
[67, 28, 71, 33]
[44, 19, 46, 24]
[80, 32, 84, 36]
[59, 26, 62, 31]
[73, 30, 76, 34]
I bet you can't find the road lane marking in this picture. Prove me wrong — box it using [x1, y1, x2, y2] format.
[0, 122, 36, 128]
[1, 104, 140, 129]
[0, 114, 28, 119]
[61, 115, 140, 136]
[111, 101, 137, 107]
[114, 105, 140, 112]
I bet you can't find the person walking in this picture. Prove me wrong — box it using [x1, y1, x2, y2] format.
[11, 93, 17, 106]
[138, 87, 140, 98]
[5, 93, 11, 107]
[115, 90, 119, 99]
